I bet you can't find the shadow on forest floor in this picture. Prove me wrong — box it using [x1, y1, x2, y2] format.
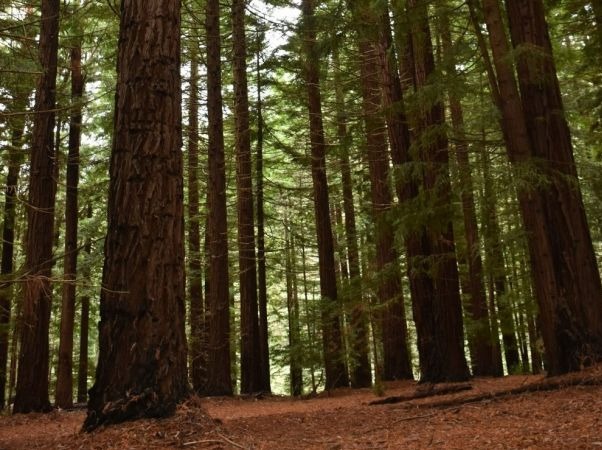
[1, 367, 602, 449]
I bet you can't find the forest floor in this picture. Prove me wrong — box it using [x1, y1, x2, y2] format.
[1, 367, 602, 449]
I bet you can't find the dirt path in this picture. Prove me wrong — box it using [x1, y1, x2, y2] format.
[1, 374, 601, 449]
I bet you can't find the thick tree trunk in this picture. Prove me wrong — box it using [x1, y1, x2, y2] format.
[187, 44, 205, 393]
[357, 36, 413, 381]
[204, 0, 232, 396]
[13, 0, 60, 414]
[482, 0, 602, 375]
[84, 0, 189, 430]
[232, 0, 262, 394]
[406, 0, 470, 382]
[378, 6, 449, 383]
[300, 0, 349, 389]
[255, 38, 271, 393]
[56, 44, 84, 409]
[506, 0, 602, 372]
[333, 50, 371, 389]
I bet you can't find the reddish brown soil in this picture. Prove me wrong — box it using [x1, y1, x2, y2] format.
[1, 372, 601, 449]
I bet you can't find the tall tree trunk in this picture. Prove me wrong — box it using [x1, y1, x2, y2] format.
[0, 92, 27, 409]
[187, 43, 205, 393]
[398, 0, 469, 382]
[232, 0, 261, 394]
[439, 12, 499, 377]
[406, 0, 470, 382]
[300, 0, 348, 389]
[255, 32, 271, 393]
[84, 0, 189, 430]
[379, 4, 450, 383]
[13, 0, 61, 414]
[506, 0, 602, 371]
[481, 0, 602, 374]
[77, 204, 92, 404]
[356, 33, 413, 380]
[300, 240, 317, 393]
[333, 50, 371, 389]
[204, 0, 232, 395]
[477, 127, 521, 373]
[467, 2, 521, 373]
[284, 217, 303, 396]
[56, 44, 84, 409]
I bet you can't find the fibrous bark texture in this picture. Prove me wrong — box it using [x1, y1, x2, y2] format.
[13, 0, 60, 414]
[84, 0, 188, 430]
[481, 0, 602, 375]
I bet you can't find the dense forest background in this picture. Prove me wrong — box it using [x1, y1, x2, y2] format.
[0, 0, 601, 427]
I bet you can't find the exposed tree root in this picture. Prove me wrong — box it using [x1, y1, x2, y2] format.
[83, 388, 178, 432]
[369, 382, 473, 405]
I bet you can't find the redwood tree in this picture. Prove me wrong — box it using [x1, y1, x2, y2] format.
[232, 0, 262, 394]
[187, 42, 205, 393]
[0, 89, 28, 409]
[56, 43, 84, 409]
[255, 34, 271, 393]
[356, 35, 413, 381]
[204, 0, 233, 395]
[439, 10, 500, 377]
[333, 49, 372, 388]
[504, 0, 602, 373]
[405, 0, 470, 382]
[84, 0, 188, 429]
[13, 0, 61, 414]
[300, 0, 349, 389]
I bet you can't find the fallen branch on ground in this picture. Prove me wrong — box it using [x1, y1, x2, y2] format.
[369, 382, 473, 405]
[416, 371, 602, 409]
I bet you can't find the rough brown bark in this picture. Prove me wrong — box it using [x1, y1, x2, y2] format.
[482, 0, 602, 375]
[84, 0, 189, 430]
[204, 0, 232, 396]
[506, 0, 602, 371]
[187, 43, 205, 393]
[13, 0, 60, 414]
[0, 90, 27, 409]
[356, 34, 413, 381]
[232, 0, 262, 394]
[255, 36, 271, 393]
[406, 0, 470, 382]
[333, 50, 371, 389]
[56, 44, 84, 409]
[300, 0, 349, 389]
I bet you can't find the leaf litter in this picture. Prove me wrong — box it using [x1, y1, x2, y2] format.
[1, 366, 602, 449]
